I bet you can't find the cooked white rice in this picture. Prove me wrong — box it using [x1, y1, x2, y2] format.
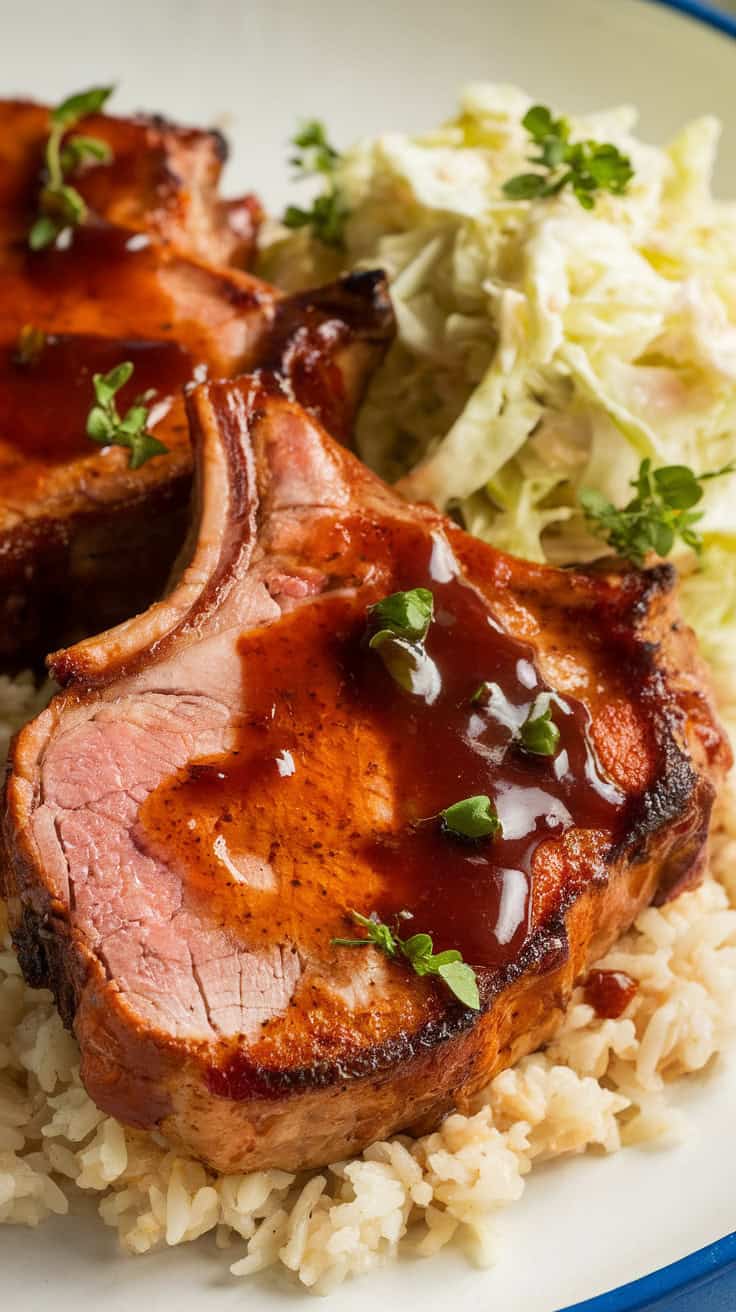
[0, 673, 54, 763]
[1, 674, 735, 1293]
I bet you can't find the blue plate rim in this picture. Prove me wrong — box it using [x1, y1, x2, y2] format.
[645, 0, 736, 35]
[558, 0, 735, 1306]
[559, 1233, 736, 1311]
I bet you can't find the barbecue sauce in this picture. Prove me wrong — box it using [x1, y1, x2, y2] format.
[0, 219, 271, 496]
[584, 969, 638, 1018]
[0, 222, 263, 345]
[141, 523, 633, 978]
[0, 332, 193, 470]
[1, 226, 181, 346]
[0, 226, 216, 495]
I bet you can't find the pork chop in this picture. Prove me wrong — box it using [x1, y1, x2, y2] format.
[0, 219, 392, 666]
[0, 96, 394, 667]
[0, 99, 262, 266]
[2, 375, 729, 1174]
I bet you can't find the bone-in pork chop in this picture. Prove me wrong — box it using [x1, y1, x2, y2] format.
[0, 96, 394, 666]
[2, 375, 729, 1173]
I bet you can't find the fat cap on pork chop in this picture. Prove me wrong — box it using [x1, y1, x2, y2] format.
[2, 375, 729, 1174]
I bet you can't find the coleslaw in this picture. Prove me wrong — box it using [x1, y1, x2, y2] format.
[262, 84, 736, 728]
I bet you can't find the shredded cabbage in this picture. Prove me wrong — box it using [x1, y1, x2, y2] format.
[680, 537, 736, 741]
[261, 84, 736, 680]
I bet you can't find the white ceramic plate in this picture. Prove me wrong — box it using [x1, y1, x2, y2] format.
[2, 1, 735, 1307]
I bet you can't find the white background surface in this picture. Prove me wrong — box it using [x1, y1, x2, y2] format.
[1, 0, 735, 203]
[1, 1, 735, 1307]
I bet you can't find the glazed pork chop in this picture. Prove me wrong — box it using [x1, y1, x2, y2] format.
[2, 376, 729, 1174]
[0, 95, 393, 667]
[0, 99, 262, 266]
[0, 247, 392, 667]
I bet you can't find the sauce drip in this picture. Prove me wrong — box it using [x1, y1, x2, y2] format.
[141, 525, 632, 977]
[584, 969, 638, 1019]
[0, 332, 193, 468]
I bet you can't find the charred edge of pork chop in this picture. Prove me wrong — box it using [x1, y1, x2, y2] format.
[260, 270, 395, 445]
[12, 901, 77, 1027]
[78, 109, 265, 267]
[2, 377, 729, 1171]
[610, 559, 729, 902]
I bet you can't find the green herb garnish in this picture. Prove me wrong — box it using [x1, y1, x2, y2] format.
[502, 105, 634, 211]
[580, 457, 736, 566]
[29, 86, 114, 250]
[368, 587, 434, 648]
[370, 636, 441, 699]
[283, 119, 349, 247]
[289, 119, 340, 177]
[86, 362, 168, 469]
[366, 588, 439, 698]
[519, 695, 560, 757]
[332, 910, 480, 1009]
[439, 794, 502, 841]
[332, 909, 400, 956]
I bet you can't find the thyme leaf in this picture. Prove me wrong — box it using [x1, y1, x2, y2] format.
[86, 361, 168, 469]
[332, 910, 480, 1009]
[29, 86, 114, 250]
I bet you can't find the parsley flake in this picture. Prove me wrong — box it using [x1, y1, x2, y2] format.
[13, 325, 46, 367]
[503, 104, 634, 211]
[366, 588, 440, 699]
[29, 86, 114, 250]
[368, 587, 434, 648]
[283, 119, 349, 247]
[332, 910, 480, 1009]
[86, 361, 168, 470]
[519, 695, 560, 757]
[439, 795, 502, 841]
[471, 681, 492, 705]
[580, 457, 736, 566]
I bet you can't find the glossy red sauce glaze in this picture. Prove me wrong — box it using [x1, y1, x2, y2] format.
[584, 968, 638, 1018]
[0, 224, 220, 502]
[141, 523, 634, 977]
[0, 332, 194, 468]
[273, 313, 348, 441]
[4, 224, 171, 308]
[0, 222, 262, 371]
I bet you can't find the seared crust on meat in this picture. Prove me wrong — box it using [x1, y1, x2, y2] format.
[2, 377, 730, 1173]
